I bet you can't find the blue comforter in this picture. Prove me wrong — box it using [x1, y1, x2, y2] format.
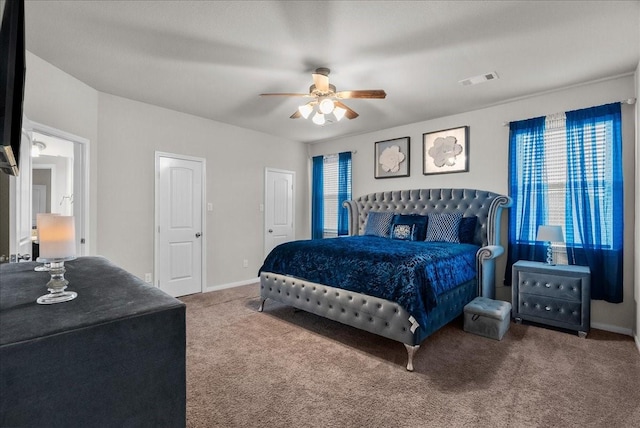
[259, 235, 479, 328]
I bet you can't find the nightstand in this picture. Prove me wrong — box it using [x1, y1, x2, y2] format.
[512, 260, 590, 337]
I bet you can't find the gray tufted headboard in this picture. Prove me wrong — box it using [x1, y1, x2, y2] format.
[343, 188, 511, 250]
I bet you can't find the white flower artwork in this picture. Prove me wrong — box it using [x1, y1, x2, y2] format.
[427, 135, 463, 167]
[379, 145, 406, 173]
[422, 126, 469, 175]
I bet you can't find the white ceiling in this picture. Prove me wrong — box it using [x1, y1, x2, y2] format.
[24, 1, 640, 144]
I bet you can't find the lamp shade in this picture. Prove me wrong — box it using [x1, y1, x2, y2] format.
[536, 225, 564, 243]
[38, 215, 76, 259]
[36, 213, 60, 242]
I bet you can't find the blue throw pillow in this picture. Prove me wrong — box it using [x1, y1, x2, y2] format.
[391, 223, 416, 241]
[391, 214, 429, 241]
[458, 216, 478, 244]
[364, 211, 394, 238]
[425, 212, 463, 243]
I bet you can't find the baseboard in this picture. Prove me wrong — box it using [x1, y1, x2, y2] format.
[635, 334, 640, 354]
[591, 321, 633, 337]
[204, 277, 259, 293]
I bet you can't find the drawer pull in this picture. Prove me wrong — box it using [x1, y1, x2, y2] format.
[545, 306, 551, 311]
[545, 283, 551, 288]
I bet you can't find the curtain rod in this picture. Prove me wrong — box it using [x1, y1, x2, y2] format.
[502, 98, 636, 127]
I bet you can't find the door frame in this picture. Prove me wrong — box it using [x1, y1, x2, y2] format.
[264, 167, 295, 258]
[30, 120, 90, 256]
[154, 151, 207, 292]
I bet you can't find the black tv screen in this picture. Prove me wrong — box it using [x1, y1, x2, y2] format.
[0, 0, 25, 176]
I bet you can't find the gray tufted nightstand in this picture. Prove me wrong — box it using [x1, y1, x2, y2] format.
[512, 260, 590, 338]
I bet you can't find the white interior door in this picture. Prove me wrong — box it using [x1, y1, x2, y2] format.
[9, 121, 32, 259]
[264, 168, 295, 257]
[156, 153, 204, 297]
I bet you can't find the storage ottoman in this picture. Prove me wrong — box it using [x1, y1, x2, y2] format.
[463, 296, 511, 340]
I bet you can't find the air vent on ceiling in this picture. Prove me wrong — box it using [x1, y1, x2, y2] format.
[459, 71, 499, 86]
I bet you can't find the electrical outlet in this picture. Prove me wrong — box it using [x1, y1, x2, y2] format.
[243, 259, 249, 268]
[144, 273, 152, 283]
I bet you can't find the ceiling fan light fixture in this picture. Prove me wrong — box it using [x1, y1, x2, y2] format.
[318, 98, 335, 115]
[333, 106, 347, 121]
[298, 103, 314, 119]
[312, 112, 326, 125]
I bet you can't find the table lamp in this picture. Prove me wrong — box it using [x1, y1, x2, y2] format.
[34, 213, 60, 272]
[536, 225, 564, 265]
[36, 215, 77, 304]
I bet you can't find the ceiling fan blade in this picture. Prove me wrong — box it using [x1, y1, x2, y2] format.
[290, 110, 302, 119]
[260, 93, 312, 97]
[335, 90, 387, 99]
[312, 73, 330, 92]
[334, 101, 359, 119]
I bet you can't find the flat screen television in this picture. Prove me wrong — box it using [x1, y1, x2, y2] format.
[0, 0, 25, 176]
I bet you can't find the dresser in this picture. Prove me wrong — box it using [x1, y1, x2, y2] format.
[0, 257, 186, 427]
[512, 260, 590, 337]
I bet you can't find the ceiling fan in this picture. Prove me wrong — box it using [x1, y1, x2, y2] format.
[260, 68, 386, 125]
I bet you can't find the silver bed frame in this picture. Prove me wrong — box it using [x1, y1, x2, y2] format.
[259, 188, 512, 370]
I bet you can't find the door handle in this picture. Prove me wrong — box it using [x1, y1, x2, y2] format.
[268, 229, 273, 233]
[195, 233, 201, 238]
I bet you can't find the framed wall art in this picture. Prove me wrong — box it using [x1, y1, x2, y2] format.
[423, 126, 469, 175]
[374, 136, 410, 179]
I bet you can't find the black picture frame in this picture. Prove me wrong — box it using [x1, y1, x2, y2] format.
[374, 136, 410, 179]
[423, 126, 469, 175]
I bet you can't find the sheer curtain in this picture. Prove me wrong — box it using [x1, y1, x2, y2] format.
[311, 155, 324, 239]
[507, 103, 624, 302]
[565, 103, 623, 302]
[507, 116, 548, 269]
[337, 152, 352, 236]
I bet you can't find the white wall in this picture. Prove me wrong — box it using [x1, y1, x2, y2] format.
[23, 51, 99, 255]
[635, 60, 640, 352]
[309, 75, 637, 333]
[97, 93, 309, 288]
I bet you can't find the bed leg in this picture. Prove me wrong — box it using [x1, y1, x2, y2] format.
[404, 344, 420, 371]
[258, 299, 266, 312]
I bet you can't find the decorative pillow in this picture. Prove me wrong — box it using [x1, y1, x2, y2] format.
[391, 223, 416, 241]
[458, 216, 478, 244]
[425, 212, 464, 243]
[391, 214, 429, 241]
[364, 211, 394, 238]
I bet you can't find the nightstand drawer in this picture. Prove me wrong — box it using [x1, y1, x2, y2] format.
[517, 294, 581, 325]
[516, 270, 583, 301]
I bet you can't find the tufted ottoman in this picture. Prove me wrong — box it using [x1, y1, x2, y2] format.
[463, 296, 511, 340]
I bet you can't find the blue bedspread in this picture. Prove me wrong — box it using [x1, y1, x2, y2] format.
[259, 235, 479, 328]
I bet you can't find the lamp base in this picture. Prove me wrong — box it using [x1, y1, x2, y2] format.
[545, 241, 555, 265]
[37, 290, 78, 305]
[35, 259, 77, 305]
[34, 263, 51, 272]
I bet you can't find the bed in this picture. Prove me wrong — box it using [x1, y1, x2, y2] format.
[258, 188, 511, 370]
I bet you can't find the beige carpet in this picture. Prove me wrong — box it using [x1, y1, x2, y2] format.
[181, 284, 640, 428]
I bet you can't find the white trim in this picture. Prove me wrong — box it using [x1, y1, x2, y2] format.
[591, 322, 634, 337]
[30, 120, 90, 256]
[204, 277, 259, 293]
[635, 334, 640, 355]
[154, 151, 207, 295]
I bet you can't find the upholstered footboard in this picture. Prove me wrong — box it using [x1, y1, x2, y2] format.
[259, 272, 476, 370]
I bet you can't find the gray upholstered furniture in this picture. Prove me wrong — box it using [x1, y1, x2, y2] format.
[512, 260, 591, 337]
[260, 188, 511, 370]
[463, 296, 512, 340]
[0, 256, 186, 427]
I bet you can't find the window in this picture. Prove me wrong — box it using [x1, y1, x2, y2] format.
[508, 103, 623, 302]
[311, 152, 352, 239]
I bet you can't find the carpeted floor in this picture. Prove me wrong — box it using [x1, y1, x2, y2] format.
[181, 284, 640, 428]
